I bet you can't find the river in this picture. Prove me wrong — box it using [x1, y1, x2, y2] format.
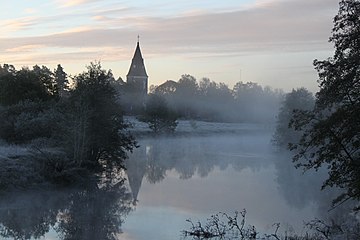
[0, 122, 342, 239]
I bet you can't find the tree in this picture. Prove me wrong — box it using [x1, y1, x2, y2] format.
[197, 78, 234, 121]
[32, 65, 57, 97]
[64, 62, 136, 172]
[152, 80, 178, 96]
[138, 94, 178, 133]
[54, 64, 68, 98]
[290, 0, 360, 207]
[0, 64, 15, 77]
[232, 81, 282, 123]
[175, 74, 199, 118]
[273, 88, 314, 148]
[0, 100, 63, 144]
[177, 74, 198, 96]
[0, 65, 57, 106]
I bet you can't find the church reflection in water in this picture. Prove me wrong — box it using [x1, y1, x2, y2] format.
[0, 134, 357, 239]
[124, 135, 271, 202]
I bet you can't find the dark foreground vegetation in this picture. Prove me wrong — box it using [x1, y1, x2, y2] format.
[183, 210, 360, 240]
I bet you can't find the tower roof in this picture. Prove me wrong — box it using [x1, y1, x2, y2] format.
[127, 41, 148, 77]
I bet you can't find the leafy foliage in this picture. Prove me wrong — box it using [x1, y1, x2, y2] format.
[0, 65, 58, 106]
[0, 100, 62, 144]
[289, 0, 360, 206]
[0, 62, 136, 187]
[62, 62, 137, 173]
[273, 88, 314, 148]
[138, 94, 178, 133]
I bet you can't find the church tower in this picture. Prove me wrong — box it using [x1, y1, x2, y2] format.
[126, 38, 148, 96]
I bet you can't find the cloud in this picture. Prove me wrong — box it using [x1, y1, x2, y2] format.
[93, 6, 133, 17]
[0, 0, 339, 67]
[1, 46, 128, 66]
[55, 0, 100, 8]
[5, 44, 44, 53]
[25, 8, 37, 14]
[1, 17, 39, 32]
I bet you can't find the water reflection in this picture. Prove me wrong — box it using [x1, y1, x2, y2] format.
[125, 134, 272, 204]
[125, 134, 352, 214]
[124, 133, 357, 240]
[0, 182, 133, 240]
[274, 150, 358, 220]
[0, 132, 355, 240]
[274, 151, 328, 210]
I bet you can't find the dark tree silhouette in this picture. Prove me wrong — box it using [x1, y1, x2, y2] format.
[290, 0, 360, 207]
[273, 88, 314, 148]
[138, 94, 178, 133]
[64, 62, 136, 172]
[0, 65, 56, 106]
[54, 64, 69, 98]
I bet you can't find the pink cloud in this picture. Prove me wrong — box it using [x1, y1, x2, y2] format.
[0, 0, 339, 69]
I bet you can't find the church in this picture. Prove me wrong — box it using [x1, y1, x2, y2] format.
[122, 38, 149, 114]
[126, 38, 148, 96]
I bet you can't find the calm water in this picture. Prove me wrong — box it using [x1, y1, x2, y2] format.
[0, 125, 337, 239]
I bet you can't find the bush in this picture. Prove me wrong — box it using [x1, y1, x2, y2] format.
[0, 100, 63, 144]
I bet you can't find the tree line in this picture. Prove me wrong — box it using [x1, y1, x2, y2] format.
[147, 75, 283, 123]
[121, 75, 283, 133]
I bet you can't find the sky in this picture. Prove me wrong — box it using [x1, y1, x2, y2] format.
[0, 0, 340, 92]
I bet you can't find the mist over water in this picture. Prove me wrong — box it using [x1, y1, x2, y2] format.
[122, 126, 331, 240]
[0, 122, 342, 240]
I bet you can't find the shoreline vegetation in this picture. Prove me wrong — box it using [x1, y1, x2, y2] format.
[182, 210, 360, 240]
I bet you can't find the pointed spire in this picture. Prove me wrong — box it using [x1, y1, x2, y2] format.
[127, 37, 148, 77]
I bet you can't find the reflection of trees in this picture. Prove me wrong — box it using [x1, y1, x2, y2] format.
[0, 183, 133, 240]
[0, 190, 65, 239]
[56, 183, 133, 240]
[273, 151, 327, 210]
[125, 135, 270, 201]
[273, 150, 358, 222]
[145, 142, 168, 184]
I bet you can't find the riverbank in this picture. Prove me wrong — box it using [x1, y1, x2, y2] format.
[125, 116, 274, 138]
[0, 141, 97, 191]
